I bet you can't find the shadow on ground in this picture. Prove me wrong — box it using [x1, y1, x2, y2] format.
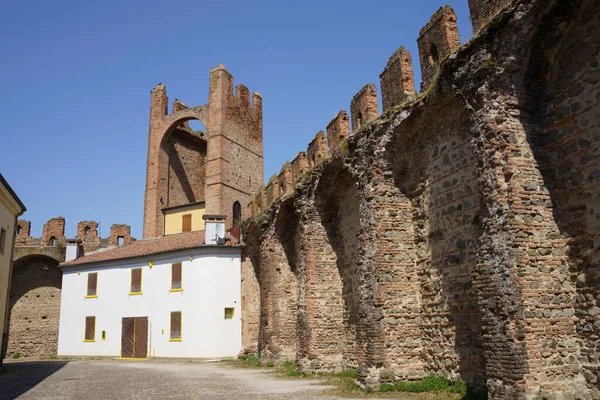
[0, 361, 68, 400]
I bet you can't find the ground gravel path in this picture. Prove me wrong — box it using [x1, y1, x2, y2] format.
[0, 360, 409, 400]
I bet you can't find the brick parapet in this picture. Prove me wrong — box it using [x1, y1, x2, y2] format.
[468, 0, 513, 34]
[417, 5, 460, 91]
[307, 131, 328, 169]
[350, 84, 379, 133]
[379, 46, 416, 112]
[326, 111, 351, 154]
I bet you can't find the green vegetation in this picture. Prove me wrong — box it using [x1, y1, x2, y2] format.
[483, 56, 499, 70]
[380, 374, 465, 394]
[11, 353, 21, 359]
[281, 360, 302, 377]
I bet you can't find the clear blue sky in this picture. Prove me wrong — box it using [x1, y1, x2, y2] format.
[0, 0, 472, 239]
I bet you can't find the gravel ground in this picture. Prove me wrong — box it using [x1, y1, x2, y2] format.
[0, 360, 404, 400]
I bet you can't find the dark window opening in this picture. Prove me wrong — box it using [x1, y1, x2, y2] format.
[233, 201, 242, 225]
[17, 226, 22, 235]
[87, 272, 98, 297]
[171, 262, 182, 290]
[118, 236, 124, 246]
[49, 236, 56, 247]
[170, 311, 182, 340]
[130, 268, 142, 293]
[85, 226, 90, 236]
[356, 112, 363, 129]
[0, 228, 5, 254]
[430, 44, 439, 64]
[85, 316, 95, 341]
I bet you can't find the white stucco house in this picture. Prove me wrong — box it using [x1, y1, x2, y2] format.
[57, 216, 243, 359]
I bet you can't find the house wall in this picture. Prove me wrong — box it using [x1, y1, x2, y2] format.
[57, 247, 242, 358]
[0, 189, 19, 360]
[164, 204, 206, 235]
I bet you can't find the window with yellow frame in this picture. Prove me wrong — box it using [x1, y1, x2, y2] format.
[84, 316, 95, 342]
[130, 268, 142, 295]
[170, 311, 182, 341]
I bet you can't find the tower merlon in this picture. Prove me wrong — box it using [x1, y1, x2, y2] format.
[380, 46, 417, 112]
[417, 5, 460, 92]
[350, 84, 379, 133]
[326, 110, 351, 154]
[307, 131, 328, 169]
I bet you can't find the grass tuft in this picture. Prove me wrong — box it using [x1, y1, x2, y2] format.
[380, 374, 468, 395]
[11, 353, 21, 359]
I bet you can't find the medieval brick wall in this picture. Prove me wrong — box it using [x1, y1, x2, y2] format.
[242, 1, 600, 398]
[379, 47, 416, 112]
[417, 6, 461, 91]
[350, 84, 379, 133]
[468, 0, 513, 34]
[6, 256, 61, 358]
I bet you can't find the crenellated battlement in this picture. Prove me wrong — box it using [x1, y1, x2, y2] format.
[247, 0, 515, 217]
[16, 217, 135, 251]
[350, 84, 380, 133]
[417, 5, 461, 91]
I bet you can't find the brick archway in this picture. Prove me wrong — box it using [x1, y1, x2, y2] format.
[6, 255, 62, 359]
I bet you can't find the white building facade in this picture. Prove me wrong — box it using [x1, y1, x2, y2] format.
[57, 240, 242, 359]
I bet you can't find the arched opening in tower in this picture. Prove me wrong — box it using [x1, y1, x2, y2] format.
[163, 119, 208, 208]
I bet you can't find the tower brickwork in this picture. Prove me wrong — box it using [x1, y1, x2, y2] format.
[143, 65, 264, 238]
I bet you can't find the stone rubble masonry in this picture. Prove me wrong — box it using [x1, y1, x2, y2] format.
[350, 84, 379, 133]
[240, 0, 600, 398]
[417, 5, 461, 91]
[326, 111, 351, 154]
[307, 131, 328, 168]
[379, 46, 417, 112]
[143, 64, 263, 238]
[468, 0, 513, 34]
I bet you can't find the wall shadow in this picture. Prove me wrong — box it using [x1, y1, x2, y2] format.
[0, 361, 68, 400]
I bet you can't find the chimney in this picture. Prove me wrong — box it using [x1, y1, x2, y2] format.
[65, 238, 82, 261]
[203, 215, 227, 245]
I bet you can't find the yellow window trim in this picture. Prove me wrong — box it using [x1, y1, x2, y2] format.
[83, 340, 96, 343]
[169, 288, 183, 292]
[85, 295, 98, 299]
[169, 338, 182, 342]
[129, 292, 143, 296]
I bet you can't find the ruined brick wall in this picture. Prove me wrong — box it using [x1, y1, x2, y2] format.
[41, 217, 65, 246]
[326, 111, 351, 154]
[350, 84, 379, 132]
[6, 256, 61, 358]
[417, 6, 460, 91]
[468, 0, 513, 34]
[307, 131, 327, 168]
[243, 1, 600, 398]
[379, 47, 416, 112]
[523, 0, 600, 394]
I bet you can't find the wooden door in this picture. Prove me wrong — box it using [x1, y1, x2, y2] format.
[121, 317, 148, 359]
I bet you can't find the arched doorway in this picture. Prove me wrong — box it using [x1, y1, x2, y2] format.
[7, 255, 62, 358]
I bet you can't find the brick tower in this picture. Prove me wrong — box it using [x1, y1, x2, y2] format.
[142, 65, 264, 239]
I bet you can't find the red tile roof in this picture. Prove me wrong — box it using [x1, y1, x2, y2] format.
[61, 230, 240, 267]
